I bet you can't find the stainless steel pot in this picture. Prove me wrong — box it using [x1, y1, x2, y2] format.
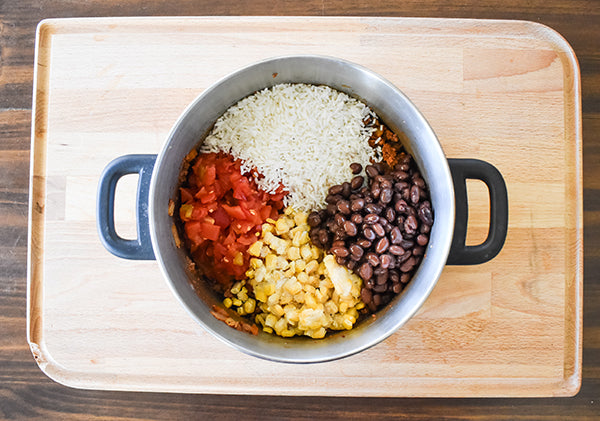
[97, 55, 508, 363]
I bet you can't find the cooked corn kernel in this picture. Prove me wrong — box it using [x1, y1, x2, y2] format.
[244, 208, 364, 339]
[248, 241, 263, 257]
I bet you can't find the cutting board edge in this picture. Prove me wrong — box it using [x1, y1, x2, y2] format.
[26, 16, 584, 397]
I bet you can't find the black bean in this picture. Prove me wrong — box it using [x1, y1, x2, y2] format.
[351, 198, 365, 212]
[364, 214, 379, 224]
[400, 239, 415, 249]
[307, 212, 321, 227]
[380, 178, 393, 190]
[414, 177, 425, 188]
[349, 244, 364, 260]
[373, 266, 387, 276]
[327, 203, 337, 214]
[404, 215, 418, 235]
[341, 182, 352, 198]
[395, 199, 408, 213]
[400, 257, 416, 273]
[394, 171, 409, 181]
[326, 194, 342, 204]
[410, 185, 420, 204]
[371, 186, 381, 199]
[397, 252, 411, 265]
[351, 175, 364, 190]
[347, 260, 357, 270]
[318, 230, 330, 246]
[376, 271, 388, 285]
[375, 237, 390, 253]
[333, 231, 346, 242]
[418, 206, 434, 225]
[389, 245, 405, 256]
[328, 184, 343, 195]
[336, 255, 347, 265]
[357, 238, 372, 249]
[372, 223, 385, 237]
[365, 203, 381, 214]
[350, 162, 363, 174]
[343, 220, 358, 236]
[331, 246, 349, 258]
[337, 200, 351, 215]
[373, 284, 388, 293]
[332, 240, 345, 248]
[380, 254, 393, 269]
[400, 273, 411, 284]
[363, 226, 376, 241]
[390, 227, 403, 244]
[365, 165, 379, 178]
[358, 262, 373, 281]
[389, 270, 400, 284]
[366, 253, 380, 267]
[417, 234, 429, 246]
[350, 213, 363, 225]
[380, 218, 392, 233]
[394, 181, 409, 192]
[334, 213, 346, 227]
[374, 162, 387, 173]
[413, 246, 424, 256]
[380, 188, 393, 204]
[401, 187, 410, 201]
[392, 283, 402, 294]
[385, 207, 396, 222]
[309, 230, 319, 243]
[373, 293, 382, 306]
[420, 223, 431, 234]
[361, 287, 373, 304]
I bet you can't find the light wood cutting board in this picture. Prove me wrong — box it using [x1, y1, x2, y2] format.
[27, 17, 582, 397]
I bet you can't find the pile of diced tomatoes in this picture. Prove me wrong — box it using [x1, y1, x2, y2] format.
[179, 152, 286, 286]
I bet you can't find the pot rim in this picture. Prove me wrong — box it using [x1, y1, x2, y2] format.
[148, 54, 455, 363]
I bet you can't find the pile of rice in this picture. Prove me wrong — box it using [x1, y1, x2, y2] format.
[200, 83, 381, 211]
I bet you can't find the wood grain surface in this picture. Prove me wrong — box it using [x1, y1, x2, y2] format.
[1, 0, 598, 419]
[27, 16, 582, 398]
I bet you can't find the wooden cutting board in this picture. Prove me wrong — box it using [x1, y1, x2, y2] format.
[27, 17, 582, 397]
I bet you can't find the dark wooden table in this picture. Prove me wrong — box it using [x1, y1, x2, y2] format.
[1, 1, 598, 419]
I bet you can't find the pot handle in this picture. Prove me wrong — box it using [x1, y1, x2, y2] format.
[446, 159, 508, 265]
[97, 154, 157, 260]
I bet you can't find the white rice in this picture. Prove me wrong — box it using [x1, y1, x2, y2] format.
[200, 83, 381, 211]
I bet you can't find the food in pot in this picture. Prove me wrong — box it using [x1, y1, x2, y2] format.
[234, 208, 363, 338]
[200, 83, 381, 211]
[176, 83, 432, 338]
[178, 151, 286, 287]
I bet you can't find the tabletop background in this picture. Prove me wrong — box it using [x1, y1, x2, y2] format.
[0, 0, 598, 419]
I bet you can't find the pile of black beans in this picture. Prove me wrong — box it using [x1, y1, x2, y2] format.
[307, 154, 434, 312]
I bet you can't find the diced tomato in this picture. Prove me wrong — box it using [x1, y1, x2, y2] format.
[178, 152, 287, 286]
[199, 222, 220, 241]
[190, 205, 208, 221]
[221, 204, 247, 220]
[180, 187, 194, 203]
[211, 206, 231, 229]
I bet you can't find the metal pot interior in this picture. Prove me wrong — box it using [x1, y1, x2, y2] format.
[148, 55, 455, 363]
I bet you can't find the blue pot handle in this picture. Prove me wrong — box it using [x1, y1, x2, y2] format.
[97, 154, 157, 260]
[446, 159, 508, 265]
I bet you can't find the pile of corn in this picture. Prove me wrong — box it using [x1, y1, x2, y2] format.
[224, 208, 364, 338]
